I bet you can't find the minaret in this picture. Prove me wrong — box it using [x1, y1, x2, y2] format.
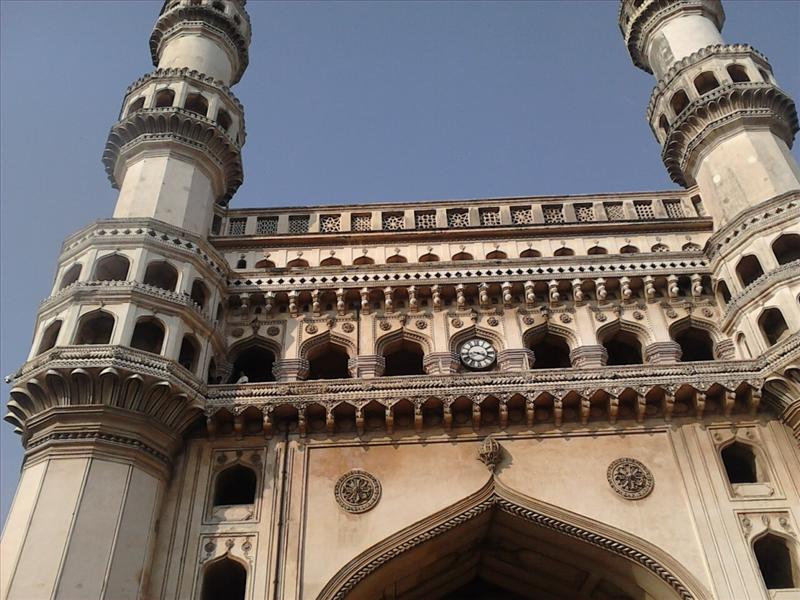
[619, 0, 800, 431]
[1, 2, 249, 598]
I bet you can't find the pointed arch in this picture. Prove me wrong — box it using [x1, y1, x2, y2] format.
[668, 315, 723, 361]
[317, 479, 709, 600]
[375, 327, 433, 356]
[448, 323, 505, 355]
[227, 336, 281, 383]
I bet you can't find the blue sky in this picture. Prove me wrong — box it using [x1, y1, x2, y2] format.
[1, 0, 798, 523]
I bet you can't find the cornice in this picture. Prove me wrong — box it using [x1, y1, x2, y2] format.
[125, 67, 244, 112]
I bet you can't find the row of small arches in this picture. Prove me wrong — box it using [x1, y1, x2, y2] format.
[127, 89, 233, 132]
[165, 0, 244, 26]
[235, 242, 702, 270]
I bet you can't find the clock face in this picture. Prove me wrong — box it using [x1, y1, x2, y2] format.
[459, 338, 497, 370]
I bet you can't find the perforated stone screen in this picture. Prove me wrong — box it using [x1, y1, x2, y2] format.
[510, 206, 534, 225]
[320, 215, 341, 233]
[255, 216, 278, 235]
[228, 217, 246, 235]
[415, 211, 437, 230]
[542, 205, 565, 224]
[288, 215, 310, 233]
[604, 202, 625, 221]
[351, 214, 372, 232]
[634, 201, 655, 220]
[663, 200, 684, 218]
[575, 204, 594, 222]
[446, 209, 469, 228]
[382, 212, 405, 231]
[480, 208, 501, 226]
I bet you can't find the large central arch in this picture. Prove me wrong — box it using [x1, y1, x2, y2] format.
[317, 480, 709, 600]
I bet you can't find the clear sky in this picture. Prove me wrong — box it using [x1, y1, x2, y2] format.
[1, 0, 798, 524]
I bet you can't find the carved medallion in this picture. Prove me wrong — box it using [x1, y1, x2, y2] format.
[477, 435, 503, 472]
[266, 326, 280, 336]
[666, 308, 678, 319]
[379, 321, 392, 331]
[451, 318, 464, 328]
[334, 470, 382, 514]
[415, 319, 427, 329]
[559, 313, 572, 323]
[522, 316, 535, 325]
[341, 322, 355, 333]
[595, 313, 607, 322]
[487, 316, 499, 327]
[607, 458, 654, 500]
[702, 307, 714, 318]
[305, 324, 318, 334]
[632, 310, 644, 320]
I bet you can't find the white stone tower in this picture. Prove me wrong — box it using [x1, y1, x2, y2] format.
[1, 1, 250, 598]
[619, 0, 800, 430]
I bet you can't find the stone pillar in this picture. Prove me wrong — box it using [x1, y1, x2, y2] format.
[569, 345, 608, 368]
[423, 352, 460, 375]
[497, 348, 534, 371]
[347, 355, 385, 378]
[644, 341, 683, 364]
[273, 358, 310, 382]
[780, 400, 800, 441]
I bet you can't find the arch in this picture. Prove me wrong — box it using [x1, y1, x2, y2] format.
[553, 247, 574, 257]
[94, 253, 130, 281]
[451, 251, 473, 261]
[320, 256, 342, 267]
[353, 255, 374, 266]
[301, 332, 354, 380]
[418, 252, 439, 263]
[287, 257, 309, 269]
[658, 113, 670, 136]
[716, 279, 732, 305]
[670, 89, 690, 115]
[126, 97, 145, 116]
[317, 480, 708, 600]
[184, 92, 209, 117]
[154, 88, 175, 108]
[74, 310, 115, 345]
[587, 245, 608, 255]
[178, 335, 200, 372]
[759, 308, 789, 346]
[200, 556, 247, 600]
[682, 242, 703, 252]
[190, 279, 209, 310]
[736, 254, 764, 287]
[38, 320, 62, 354]
[211, 0, 225, 11]
[772, 233, 800, 265]
[214, 464, 257, 506]
[694, 71, 720, 95]
[376, 329, 431, 376]
[652, 243, 670, 253]
[143, 260, 178, 292]
[485, 249, 507, 260]
[236, 257, 247, 269]
[669, 318, 717, 362]
[386, 254, 407, 264]
[526, 328, 572, 369]
[720, 441, 759, 484]
[597, 320, 649, 365]
[129, 317, 165, 354]
[752, 532, 797, 590]
[228, 339, 278, 383]
[59, 263, 82, 290]
[620, 244, 639, 254]
[727, 64, 750, 83]
[519, 248, 541, 258]
[255, 258, 275, 269]
[216, 108, 232, 131]
[448, 324, 505, 356]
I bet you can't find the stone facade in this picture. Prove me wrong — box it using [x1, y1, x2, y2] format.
[2, 1, 800, 599]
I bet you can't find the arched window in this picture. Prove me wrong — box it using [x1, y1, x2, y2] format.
[602, 331, 643, 365]
[287, 258, 309, 268]
[651, 243, 670, 253]
[553, 247, 574, 257]
[419, 253, 439, 263]
[387, 254, 407, 264]
[682, 242, 702, 252]
[736, 255, 764, 287]
[716, 280, 732, 305]
[620, 244, 639, 254]
[201, 558, 247, 600]
[759, 308, 789, 346]
[694, 71, 720, 95]
[721, 442, 758, 484]
[753, 534, 797, 590]
[59, 263, 82, 290]
[130, 318, 165, 354]
[94, 254, 130, 281]
[308, 343, 350, 380]
[670, 89, 689, 116]
[211, 0, 225, 12]
[154, 88, 175, 108]
[587, 246, 607, 255]
[353, 256, 374, 266]
[38, 320, 62, 354]
[179, 335, 200, 372]
[520, 248, 541, 258]
[191, 280, 209, 310]
[143, 261, 178, 292]
[214, 465, 256, 506]
[230, 345, 276, 383]
[216, 109, 232, 131]
[75, 310, 114, 345]
[759, 68, 772, 83]
[236, 257, 247, 269]
[320, 256, 342, 267]
[658, 114, 669, 136]
[528, 331, 571, 369]
[772, 233, 800, 265]
[451, 252, 473, 261]
[127, 97, 145, 116]
[255, 258, 275, 269]
[486, 250, 507, 260]
[727, 64, 750, 83]
[207, 358, 218, 384]
[184, 93, 209, 117]
[216, 302, 224, 322]
[383, 340, 425, 376]
[674, 327, 714, 362]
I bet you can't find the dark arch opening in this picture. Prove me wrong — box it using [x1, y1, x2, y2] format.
[553, 247, 574, 257]
[201, 557, 247, 600]
[658, 114, 669, 136]
[603, 331, 643, 366]
[486, 250, 507, 260]
[620, 244, 639, 254]
[587, 246, 608, 255]
[353, 256, 374, 266]
[674, 327, 714, 362]
[179, 335, 200, 372]
[191, 280, 209, 310]
[452, 252, 473, 261]
[419, 253, 439, 263]
[184, 93, 209, 117]
[59, 263, 82, 290]
[308, 343, 350, 380]
[528, 332, 571, 369]
[383, 341, 425, 376]
[127, 97, 145, 116]
[387, 254, 407, 264]
[143, 261, 178, 292]
[694, 71, 720, 95]
[94, 254, 130, 281]
[216, 108, 232, 131]
[130, 318, 165, 354]
[520, 249, 541, 258]
[75, 311, 114, 345]
[230, 345, 276, 383]
[727, 64, 750, 83]
[287, 258, 309, 269]
[670, 89, 689, 116]
[736, 255, 764, 287]
[214, 464, 257, 506]
[255, 258, 275, 269]
[154, 88, 175, 108]
[716, 280, 732, 305]
[759, 308, 789, 346]
[38, 321, 62, 354]
[772, 233, 800, 265]
[320, 256, 342, 267]
[754, 534, 796, 590]
[721, 442, 758, 484]
[236, 257, 247, 269]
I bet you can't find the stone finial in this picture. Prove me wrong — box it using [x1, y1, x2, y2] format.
[477, 435, 503, 472]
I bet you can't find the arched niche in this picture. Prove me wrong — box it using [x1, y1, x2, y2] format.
[74, 310, 115, 345]
[301, 332, 354, 380]
[317, 480, 709, 600]
[228, 338, 279, 383]
[377, 330, 430, 376]
[200, 556, 247, 600]
[523, 323, 576, 369]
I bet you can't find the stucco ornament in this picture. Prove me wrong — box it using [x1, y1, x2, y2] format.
[335, 470, 382, 514]
[607, 457, 654, 500]
[477, 435, 503, 472]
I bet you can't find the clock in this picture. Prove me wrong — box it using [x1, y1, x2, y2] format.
[459, 338, 497, 370]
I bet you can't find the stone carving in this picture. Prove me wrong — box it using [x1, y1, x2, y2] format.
[305, 324, 318, 334]
[341, 322, 355, 333]
[451, 318, 463, 328]
[558, 313, 572, 323]
[379, 321, 392, 331]
[477, 435, 503, 472]
[334, 470, 382, 514]
[415, 319, 427, 329]
[267, 325, 280, 336]
[487, 316, 499, 327]
[607, 458, 654, 500]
